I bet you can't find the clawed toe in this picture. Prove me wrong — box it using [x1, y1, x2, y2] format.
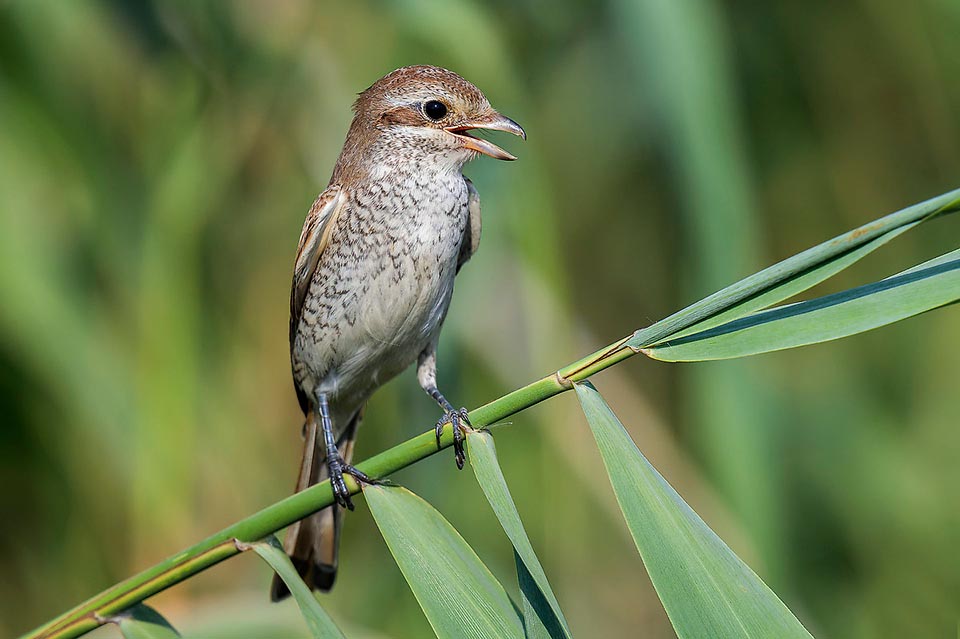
[330, 468, 354, 510]
[329, 458, 375, 511]
[343, 464, 375, 486]
[435, 416, 447, 448]
[435, 407, 473, 470]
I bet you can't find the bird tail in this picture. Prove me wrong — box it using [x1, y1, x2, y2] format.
[270, 407, 363, 601]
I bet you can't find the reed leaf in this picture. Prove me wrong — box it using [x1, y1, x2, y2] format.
[115, 604, 179, 639]
[627, 188, 960, 349]
[575, 381, 813, 639]
[645, 251, 960, 361]
[364, 484, 524, 639]
[466, 431, 571, 639]
[250, 537, 346, 639]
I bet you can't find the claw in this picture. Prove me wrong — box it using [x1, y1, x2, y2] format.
[328, 455, 354, 511]
[344, 465, 373, 484]
[435, 416, 446, 448]
[329, 456, 375, 511]
[435, 407, 473, 470]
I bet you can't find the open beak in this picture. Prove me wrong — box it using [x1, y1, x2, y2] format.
[445, 113, 526, 161]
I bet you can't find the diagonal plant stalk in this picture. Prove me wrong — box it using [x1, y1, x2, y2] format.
[24, 367, 582, 639]
[22, 188, 960, 639]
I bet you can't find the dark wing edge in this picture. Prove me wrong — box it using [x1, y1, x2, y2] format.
[456, 177, 482, 273]
[289, 186, 345, 347]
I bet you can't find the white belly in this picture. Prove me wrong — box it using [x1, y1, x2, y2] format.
[342, 256, 455, 378]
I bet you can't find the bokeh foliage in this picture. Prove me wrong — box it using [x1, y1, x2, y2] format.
[1, 1, 958, 638]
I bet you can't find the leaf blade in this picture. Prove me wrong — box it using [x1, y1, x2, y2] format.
[626, 189, 960, 349]
[646, 255, 960, 361]
[574, 382, 813, 639]
[116, 604, 180, 639]
[659, 222, 918, 342]
[251, 536, 347, 639]
[365, 484, 524, 639]
[515, 550, 568, 639]
[466, 431, 571, 639]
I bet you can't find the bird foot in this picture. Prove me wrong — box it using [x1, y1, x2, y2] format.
[435, 407, 472, 470]
[328, 455, 374, 511]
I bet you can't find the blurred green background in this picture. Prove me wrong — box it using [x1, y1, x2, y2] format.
[2, 1, 958, 638]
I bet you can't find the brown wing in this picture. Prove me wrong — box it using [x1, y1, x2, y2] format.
[457, 177, 482, 273]
[290, 185, 345, 346]
[290, 186, 346, 414]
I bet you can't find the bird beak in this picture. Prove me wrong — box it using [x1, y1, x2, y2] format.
[445, 113, 526, 161]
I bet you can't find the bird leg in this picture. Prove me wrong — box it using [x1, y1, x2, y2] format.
[317, 391, 371, 510]
[418, 348, 471, 469]
[429, 388, 471, 470]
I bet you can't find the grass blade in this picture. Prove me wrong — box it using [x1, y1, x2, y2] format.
[626, 188, 960, 349]
[251, 536, 346, 639]
[364, 484, 524, 639]
[467, 430, 572, 639]
[890, 246, 960, 276]
[645, 254, 960, 361]
[515, 550, 567, 639]
[574, 381, 813, 639]
[115, 604, 180, 639]
[662, 222, 918, 341]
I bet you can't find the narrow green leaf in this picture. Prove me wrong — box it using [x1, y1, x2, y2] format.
[515, 550, 567, 639]
[626, 188, 960, 349]
[575, 382, 813, 639]
[466, 431, 571, 639]
[661, 222, 917, 342]
[251, 536, 346, 639]
[646, 255, 960, 362]
[891, 246, 960, 276]
[365, 484, 524, 639]
[116, 604, 180, 639]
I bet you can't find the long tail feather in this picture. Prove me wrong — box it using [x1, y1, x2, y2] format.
[270, 408, 362, 600]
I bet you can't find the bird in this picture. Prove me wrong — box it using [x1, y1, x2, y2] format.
[271, 65, 525, 600]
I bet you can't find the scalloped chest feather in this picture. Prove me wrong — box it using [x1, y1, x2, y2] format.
[291, 165, 470, 424]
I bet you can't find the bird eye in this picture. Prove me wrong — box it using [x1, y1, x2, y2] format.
[423, 100, 448, 121]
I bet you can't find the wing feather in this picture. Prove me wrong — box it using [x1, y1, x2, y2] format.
[290, 186, 346, 347]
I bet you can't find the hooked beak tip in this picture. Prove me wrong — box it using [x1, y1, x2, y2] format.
[499, 116, 526, 141]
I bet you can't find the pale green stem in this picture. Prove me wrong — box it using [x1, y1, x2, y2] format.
[22, 338, 635, 639]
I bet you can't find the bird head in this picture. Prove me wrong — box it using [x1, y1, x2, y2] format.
[336, 65, 525, 179]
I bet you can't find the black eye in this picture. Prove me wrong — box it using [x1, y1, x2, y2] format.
[423, 100, 448, 121]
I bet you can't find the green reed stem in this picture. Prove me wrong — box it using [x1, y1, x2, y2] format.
[22, 338, 636, 639]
